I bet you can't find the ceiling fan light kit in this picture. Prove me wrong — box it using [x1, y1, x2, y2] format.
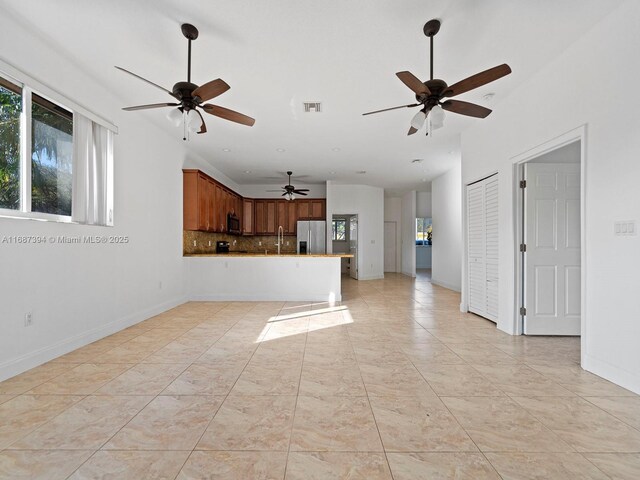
[363, 18, 511, 136]
[266, 171, 310, 200]
[116, 23, 255, 140]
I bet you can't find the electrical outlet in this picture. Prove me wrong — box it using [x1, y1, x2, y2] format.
[193, 240, 197, 246]
[24, 312, 33, 327]
[286, 241, 289, 246]
[208, 241, 211, 247]
[258, 241, 262, 246]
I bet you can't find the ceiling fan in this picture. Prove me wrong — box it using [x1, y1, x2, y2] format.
[115, 23, 255, 140]
[363, 19, 511, 135]
[267, 171, 310, 200]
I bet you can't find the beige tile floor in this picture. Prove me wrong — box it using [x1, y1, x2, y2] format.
[1, 271, 639, 479]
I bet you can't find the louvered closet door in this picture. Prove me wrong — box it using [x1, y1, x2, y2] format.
[467, 174, 499, 322]
[484, 175, 499, 321]
[467, 182, 486, 316]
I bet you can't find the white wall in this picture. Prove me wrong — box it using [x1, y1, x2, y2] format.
[416, 191, 432, 218]
[383, 197, 402, 273]
[326, 183, 384, 280]
[0, 16, 197, 380]
[401, 191, 416, 277]
[431, 165, 462, 291]
[460, 1, 640, 393]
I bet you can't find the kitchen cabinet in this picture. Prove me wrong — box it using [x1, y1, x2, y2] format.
[243, 199, 254, 235]
[255, 199, 277, 235]
[297, 199, 326, 220]
[276, 200, 297, 235]
[183, 170, 210, 231]
[184, 169, 325, 235]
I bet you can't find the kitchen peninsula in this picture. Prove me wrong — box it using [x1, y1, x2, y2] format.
[183, 169, 351, 302]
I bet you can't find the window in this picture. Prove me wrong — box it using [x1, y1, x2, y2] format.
[332, 218, 346, 241]
[31, 93, 73, 216]
[416, 217, 432, 245]
[0, 66, 114, 225]
[0, 77, 21, 210]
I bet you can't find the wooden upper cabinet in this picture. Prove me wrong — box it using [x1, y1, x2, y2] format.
[183, 170, 211, 231]
[286, 201, 297, 234]
[215, 184, 225, 232]
[310, 199, 325, 220]
[254, 199, 277, 235]
[243, 199, 254, 235]
[297, 200, 310, 220]
[184, 169, 324, 235]
[265, 200, 277, 235]
[296, 199, 324, 220]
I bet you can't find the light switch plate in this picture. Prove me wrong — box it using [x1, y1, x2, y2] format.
[614, 220, 636, 236]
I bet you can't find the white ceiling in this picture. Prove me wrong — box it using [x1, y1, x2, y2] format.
[2, 0, 620, 191]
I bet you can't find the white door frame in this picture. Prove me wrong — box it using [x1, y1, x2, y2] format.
[384, 221, 397, 273]
[512, 125, 587, 362]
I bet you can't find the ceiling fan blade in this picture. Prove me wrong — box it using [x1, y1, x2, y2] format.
[192, 79, 230, 102]
[194, 109, 207, 134]
[408, 126, 418, 136]
[443, 64, 512, 98]
[122, 102, 179, 111]
[115, 66, 177, 99]
[293, 189, 310, 193]
[282, 192, 288, 196]
[362, 103, 421, 116]
[202, 104, 255, 126]
[441, 100, 492, 118]
[295, 192, 308, 196]
[396, 71, 431, 95]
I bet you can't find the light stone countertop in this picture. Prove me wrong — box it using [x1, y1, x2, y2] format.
[184, 253, 353, 258]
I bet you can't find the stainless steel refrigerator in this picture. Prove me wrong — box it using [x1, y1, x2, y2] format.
[297, 220, 326, 254]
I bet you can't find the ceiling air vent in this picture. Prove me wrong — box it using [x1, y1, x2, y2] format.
[303, 102, 322, 113]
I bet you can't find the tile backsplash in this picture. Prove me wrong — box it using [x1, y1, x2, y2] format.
[183, 230, 297, 255]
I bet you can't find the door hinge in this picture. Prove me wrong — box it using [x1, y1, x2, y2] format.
[519, 180, 526, 188]
[520, 306, 527, 316]
[519, 244, 527, 252]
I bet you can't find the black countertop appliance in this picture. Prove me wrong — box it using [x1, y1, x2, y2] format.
[216, 241, 230, 254]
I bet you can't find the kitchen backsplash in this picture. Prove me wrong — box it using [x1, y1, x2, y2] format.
[183, 231, 298, 255]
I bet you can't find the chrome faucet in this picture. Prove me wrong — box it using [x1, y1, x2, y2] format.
[276, 225, 284, 255]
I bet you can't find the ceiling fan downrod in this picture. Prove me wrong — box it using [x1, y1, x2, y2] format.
[181, 23, 199, 84]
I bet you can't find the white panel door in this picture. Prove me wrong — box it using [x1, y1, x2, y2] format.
[484, 176, 499, 320]
[384, 221, 396, 272]
[467, 181, 486, 316]
[524, 163, 581, 335]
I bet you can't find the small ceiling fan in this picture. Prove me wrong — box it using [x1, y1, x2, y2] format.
[267, 171, 310, 200]
[363, 19, 511, 135]
[116, 23, 255, 139]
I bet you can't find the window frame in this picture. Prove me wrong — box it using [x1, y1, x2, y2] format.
[332, 218, 347, 241]
[0, 60, 117, 224]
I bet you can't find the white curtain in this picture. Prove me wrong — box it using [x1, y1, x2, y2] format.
[72, 114, 114, 225]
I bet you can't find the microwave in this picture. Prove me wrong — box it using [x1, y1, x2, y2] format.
[227, 213, 240, 235]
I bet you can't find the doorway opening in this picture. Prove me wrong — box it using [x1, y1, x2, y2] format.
[415, 217, 432, 279]
[515, 132, 585, 344]
[384, 221, 397, 273]
[332, 214, 358, 279]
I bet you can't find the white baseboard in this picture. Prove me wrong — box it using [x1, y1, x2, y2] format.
[430, 278, 461, 292]
[401, 270, 416, 278]
[0, 295, 187, 383]
[189, 293, 342, 302]
[357, 274, 385, 281]
[583, 354, 640, 395]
